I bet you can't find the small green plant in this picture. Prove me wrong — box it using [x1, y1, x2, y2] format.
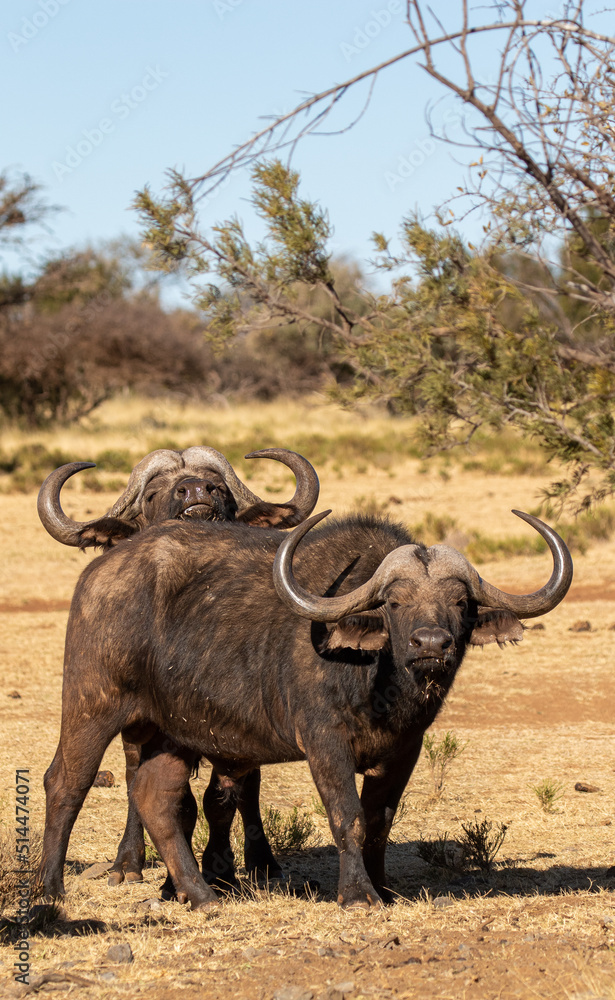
[423, 731, 467, 798]
[144, 836, 161, 866]
[533, 778, 564, 813]
[311, 794, 326, 818]
[459, 818, 507, 873]
[262, 805, 316, 852]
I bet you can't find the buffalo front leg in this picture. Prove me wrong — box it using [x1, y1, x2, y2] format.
[360, 738, 422, 903]
[39, 721, 118, 900]
[130, 737, 217, 911]
[108, 737, 146, 886]
[306, 744, 380, 909]
[238, 769, 283, 881]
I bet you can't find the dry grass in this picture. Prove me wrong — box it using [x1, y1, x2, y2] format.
[0, 396, 614, 998]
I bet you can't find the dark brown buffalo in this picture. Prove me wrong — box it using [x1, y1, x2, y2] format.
[38, 509, 571, 909]
[38, 445, 320, 548]
[38, 446, 319, 893]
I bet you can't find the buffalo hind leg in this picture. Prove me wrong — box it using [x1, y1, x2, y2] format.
[200, 768, 282, 889]
[238, 769, 283, 881]
[130, 735, 217, 911]
[200, 770, 242, 891]
[306, 743, 381, 910]
[39, 721, 119, 900]
[160, 786, 198, 900]
[108, 737, 146, 886]
[360, 738, 422, 903]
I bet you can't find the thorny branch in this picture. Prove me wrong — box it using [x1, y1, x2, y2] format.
[135, 1, 615, 510]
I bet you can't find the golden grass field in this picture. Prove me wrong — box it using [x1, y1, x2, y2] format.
[1, 396, 614, 1000]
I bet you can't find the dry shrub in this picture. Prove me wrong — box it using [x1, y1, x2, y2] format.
[209, 328, 329, 402]
[261, 806, 317, 853]
[0, 299, 212, 426]
[459, 818, 508, 874]
[0, 300, 332, 427]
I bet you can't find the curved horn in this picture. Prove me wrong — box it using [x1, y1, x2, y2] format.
[468, 510, 573, 617]
[37, 462, 98, 545]
[273, 511, 422, 621]
[274, 509, 573, 624]
[246, 448, 320, 524]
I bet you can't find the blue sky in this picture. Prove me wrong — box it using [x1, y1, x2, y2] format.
[2, 1, 513, 290]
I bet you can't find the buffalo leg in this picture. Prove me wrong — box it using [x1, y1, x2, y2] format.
[200, 771, 241, 890]
[238, 769, 283, 881]
[200, 767, 281, 888]
[130, 736, 218, 911]
[306, 745, 380, 910]
[39, 721, 118, 899]
[159, 786, 198, 899]
[360, 738, 423, 903]
[108, 737, 146, 886]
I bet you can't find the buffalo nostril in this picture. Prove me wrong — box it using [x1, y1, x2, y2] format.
[409, 627, 454, 656]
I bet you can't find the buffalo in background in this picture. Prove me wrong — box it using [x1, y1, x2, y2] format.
[37, 445, 319, 893]
[38, 505, 572, 909]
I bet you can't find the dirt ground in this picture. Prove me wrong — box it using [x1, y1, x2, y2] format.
[1, 443, 614, 1000]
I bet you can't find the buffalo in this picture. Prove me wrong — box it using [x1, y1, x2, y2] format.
[38, 508, 571, 909]
[38, 446, 319, 892]
[38, 445, 320, 548]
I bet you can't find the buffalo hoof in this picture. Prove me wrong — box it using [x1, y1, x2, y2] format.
[177, 884, 219, 911]
[29, 901, 64, 919]
[163, 887, 220, 907]
[338, 889, 383, 910]
[108, 869, 143, 887]
[193, 899, 220, 913]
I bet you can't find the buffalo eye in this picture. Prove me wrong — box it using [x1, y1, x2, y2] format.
[146, 492, 156, 503]
[388, 600, 400, 610]
[456, 598, 468, 609]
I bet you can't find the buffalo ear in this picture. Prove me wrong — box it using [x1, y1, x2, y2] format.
[78, 518, 139, 551]
[323, 613, 389, 652]
[469, 609, 524, 646]
[236, 502, 299, 528]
